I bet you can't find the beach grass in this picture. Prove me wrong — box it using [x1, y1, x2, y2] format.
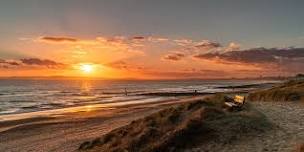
[248, 79, 304, 102]
[78, 94, 271, 152]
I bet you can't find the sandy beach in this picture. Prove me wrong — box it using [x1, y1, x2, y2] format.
[0, 79, 304, 152]
[0, 96, 206, 152]
[3, 97, 304, 152]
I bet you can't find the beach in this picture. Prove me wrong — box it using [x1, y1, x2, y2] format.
[0, 79, 284, 152]
[0, 96, 207, 152]
[1, 1, 304, 151]
[4, 99, 304, 152]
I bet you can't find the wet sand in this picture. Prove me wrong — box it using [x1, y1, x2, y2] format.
[0, 96, 206, 152]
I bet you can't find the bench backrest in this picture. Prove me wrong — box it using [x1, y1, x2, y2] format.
[234, 95, 245, 104]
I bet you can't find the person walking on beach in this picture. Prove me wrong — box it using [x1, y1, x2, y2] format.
[124, 88, 128, 96]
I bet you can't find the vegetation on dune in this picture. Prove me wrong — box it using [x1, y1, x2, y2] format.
[248, 79, 304, 102]
[78, 94, 271, 152]
[296, 73, 304, 79]
[295, 143, 304, 152]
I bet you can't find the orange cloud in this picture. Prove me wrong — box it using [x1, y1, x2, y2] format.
[195, 40, 221, 50]
[9, 34, 303, 79]
[0, 58, 66, 69]
[163, 52, 186, 61]
[106, 60, 144, 71]
[40, 36, 78, 43]
[20, 58, 65, 68]
[132, 36, 145, 40]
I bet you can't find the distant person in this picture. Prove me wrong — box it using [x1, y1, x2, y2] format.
[124, 88, 128, 96]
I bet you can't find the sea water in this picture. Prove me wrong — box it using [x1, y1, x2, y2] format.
[0, 79, 278, 115]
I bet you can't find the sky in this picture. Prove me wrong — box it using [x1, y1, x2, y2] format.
[0, 0, 304, 79]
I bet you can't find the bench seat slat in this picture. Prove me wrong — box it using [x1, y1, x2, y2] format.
[225, 102, 238, 107]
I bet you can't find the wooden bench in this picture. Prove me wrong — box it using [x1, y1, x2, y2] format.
[224, 95, 246, 111]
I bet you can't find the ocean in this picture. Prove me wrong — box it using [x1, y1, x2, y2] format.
[0, 79, 278, 116]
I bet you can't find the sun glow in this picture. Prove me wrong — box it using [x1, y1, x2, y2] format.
[79, 64, 94, 74]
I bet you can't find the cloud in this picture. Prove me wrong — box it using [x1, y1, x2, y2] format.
[101, 36, 127, 43]
[0, 59, 21, 67]
[106, 60, 144, 70]
[0, 57, 68, 69]
[147, 37, 169, 42]
[195, 47, 304, 63]
[225, 42, 241, 52]
[40, 36, 78, 43]
[37, 36, 226, 55]
[173, 39, 193, 46]
[20, 58, 65, 68]
[106, 61, 129, 69]
[6, 61, 20, 66]
[39, 35, 146, 45]
[193, 47, 304, 73]
[163, 52, 186, 61]
[194, 40, 221, 50]
[132, 36, 145, 40]
[171, 39, 224, 53]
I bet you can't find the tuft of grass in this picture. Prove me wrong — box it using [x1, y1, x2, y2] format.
[248, 79, 304, 102]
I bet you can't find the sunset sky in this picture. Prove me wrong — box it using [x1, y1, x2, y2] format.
[0, 0, 304, 79]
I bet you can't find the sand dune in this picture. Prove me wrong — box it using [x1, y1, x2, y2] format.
[248, 79, 304, 102]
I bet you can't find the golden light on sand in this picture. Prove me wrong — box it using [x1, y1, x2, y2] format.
[79, 64, 94, 74]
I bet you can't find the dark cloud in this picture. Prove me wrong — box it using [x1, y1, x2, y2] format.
[7, 61, 20, 66]
[132, 36, 145, 40]
[0, 58, 66, 69]
[0, 59, 21, 67]
[194, 47, 304, 64]
[20, 58, 65, 68]
[194, 47, 304, 73]
[163, 52, 185, 61]
[40, 36, 78, 42]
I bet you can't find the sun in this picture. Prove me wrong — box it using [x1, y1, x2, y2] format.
[79, 64, 94, 74]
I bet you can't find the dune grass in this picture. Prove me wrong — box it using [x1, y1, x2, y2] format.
[248, 79, 304, 102]
[78, 94, 271, 152]
[295, 143, 304, 152]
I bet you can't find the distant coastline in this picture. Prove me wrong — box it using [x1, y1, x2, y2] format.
[0, 75, 291, 81]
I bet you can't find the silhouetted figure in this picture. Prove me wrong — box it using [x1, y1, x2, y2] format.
[124, 88, 128, 96]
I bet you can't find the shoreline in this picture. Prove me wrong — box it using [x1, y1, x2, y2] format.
[0, 96, 181, 122]
[0, 80, 280, 117]
[0, 95, 209, 152]
[0, 81, 281, 152]
[0, 88, 257, 122]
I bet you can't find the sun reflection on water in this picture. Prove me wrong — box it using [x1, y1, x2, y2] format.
[81, 81, 92, 93]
